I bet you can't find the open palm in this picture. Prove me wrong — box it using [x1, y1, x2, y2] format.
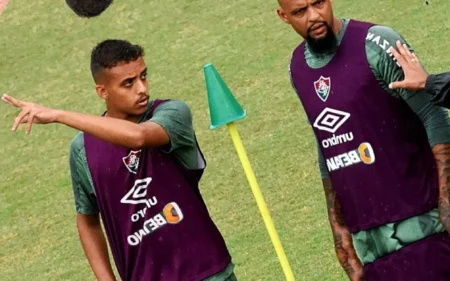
[389, 41, 429, 91]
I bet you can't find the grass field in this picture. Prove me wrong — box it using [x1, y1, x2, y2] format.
[1, 0, 450, 280]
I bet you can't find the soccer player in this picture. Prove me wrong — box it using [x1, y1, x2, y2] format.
[277, 0, 450, 280]
[65, 0, 113, 18]
[2, 39, 237, 281]
[389, 40, 450, 108]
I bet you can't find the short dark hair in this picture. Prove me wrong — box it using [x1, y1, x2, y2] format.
[65, 0, 113, 18]
[90, 39, 145, 81]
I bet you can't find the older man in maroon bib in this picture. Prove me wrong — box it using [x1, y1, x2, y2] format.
[277, 0, 450, 280]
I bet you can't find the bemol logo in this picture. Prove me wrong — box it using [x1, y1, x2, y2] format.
[326, 142, 376, 172]
[127, 202, 184, 246]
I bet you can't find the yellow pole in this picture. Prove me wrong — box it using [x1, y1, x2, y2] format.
[226, 122, 296, 281]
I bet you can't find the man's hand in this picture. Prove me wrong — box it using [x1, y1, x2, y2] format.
[2, 94, 60, 134]
[388, 40, 429, 91]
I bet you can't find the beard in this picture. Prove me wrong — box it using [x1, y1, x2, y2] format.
[306, 22, 338, 54]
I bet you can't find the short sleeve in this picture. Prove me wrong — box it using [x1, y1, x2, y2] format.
[69, 133, 99, 215]
[149, 100, 196, 154]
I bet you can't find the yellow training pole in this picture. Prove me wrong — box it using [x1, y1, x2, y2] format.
[226, 122, 296, 281]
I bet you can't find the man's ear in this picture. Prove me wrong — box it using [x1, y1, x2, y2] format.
[277, 8, 290, 24]
[95, 84, 109, 101]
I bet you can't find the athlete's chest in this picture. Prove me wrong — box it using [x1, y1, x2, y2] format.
[85, 143, 180, 196]
[92, 147, 152, 180]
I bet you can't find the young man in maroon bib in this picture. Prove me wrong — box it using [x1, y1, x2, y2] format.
[2, 39, 236, 281]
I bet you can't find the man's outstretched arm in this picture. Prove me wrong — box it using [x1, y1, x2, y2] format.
[2, 94, 169, 149]
[55, 110, 169, 149]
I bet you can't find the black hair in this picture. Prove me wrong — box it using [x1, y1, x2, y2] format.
[65, 0, 113, 18]
[90, 39, 145, 81]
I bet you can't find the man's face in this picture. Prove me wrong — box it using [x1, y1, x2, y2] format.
[97, 57, 149, 118]
[277, 0, 336, 53]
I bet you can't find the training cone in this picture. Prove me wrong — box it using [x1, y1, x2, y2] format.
[203, 63, 247, 130]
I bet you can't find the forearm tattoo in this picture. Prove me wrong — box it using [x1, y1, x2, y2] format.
[432, 144, 450, 231]
[323, 179, 363, 280]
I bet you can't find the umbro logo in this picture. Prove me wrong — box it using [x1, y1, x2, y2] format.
[120, 177, 152, 205]
[313, 107, 351, 134]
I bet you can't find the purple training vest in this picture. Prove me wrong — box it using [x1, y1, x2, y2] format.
[289, 20, 439, 233]
[84, 100, 231, 281]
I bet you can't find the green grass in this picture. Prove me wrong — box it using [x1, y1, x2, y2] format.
[1, 0, 449, 280]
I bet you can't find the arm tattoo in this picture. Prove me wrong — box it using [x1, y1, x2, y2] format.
[432, 144, 450, 232]
[323, 179, 364, 280]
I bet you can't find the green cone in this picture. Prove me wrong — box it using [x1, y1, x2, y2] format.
[203, 63, 246, 130]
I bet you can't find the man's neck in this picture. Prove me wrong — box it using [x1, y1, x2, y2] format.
[332, 17, 344, 37]
[104, 110, 141, 123]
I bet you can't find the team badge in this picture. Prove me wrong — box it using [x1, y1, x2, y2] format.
[314, 76, 331, 102]
[123, 150, 142, 174]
